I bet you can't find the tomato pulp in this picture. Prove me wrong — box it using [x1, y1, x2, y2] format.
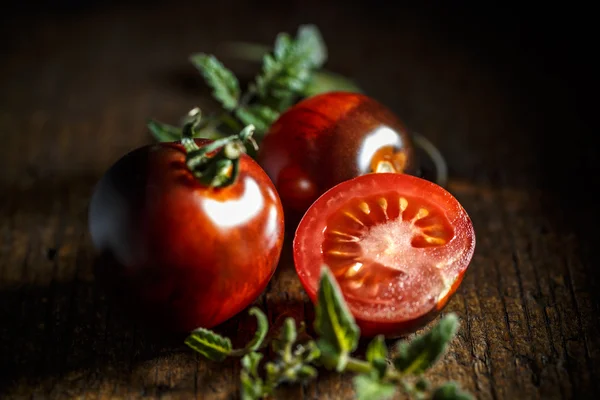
[257, 91, 419, 224]
[293, 173, 475, 337]
[89, 140, 285, 332]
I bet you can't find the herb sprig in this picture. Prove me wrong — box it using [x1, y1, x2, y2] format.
[185, 267, 473, 400]
[147, 25, 361, 145]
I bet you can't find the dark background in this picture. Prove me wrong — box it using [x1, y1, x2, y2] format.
[4, 0, 596, 269]
[1, 1, 599, 399]
[3, 0, 597, 181]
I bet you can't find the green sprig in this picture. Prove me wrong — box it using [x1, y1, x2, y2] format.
[148, 24, 361, 144]
[251, 24, 327, 112]
[314, 266, 360, 371]
[393, 313, 459, 375]
[190, 53, 241, 111]
[184, 266, 473, 400]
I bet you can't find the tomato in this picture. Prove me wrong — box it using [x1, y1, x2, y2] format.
[293, 173, 475, 337]
[88, 139, 285, 332]
[257, 91, 419, 224]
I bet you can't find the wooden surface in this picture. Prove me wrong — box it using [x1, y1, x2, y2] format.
[1, 1, 598, 399]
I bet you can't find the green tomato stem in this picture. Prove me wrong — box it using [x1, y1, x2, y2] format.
[180, 108, 257, 188]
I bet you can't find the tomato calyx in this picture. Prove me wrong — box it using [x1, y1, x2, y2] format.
[181, 108, 259, 188]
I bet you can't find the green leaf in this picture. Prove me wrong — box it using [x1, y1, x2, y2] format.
[296, 365, 318, 382]
[240, 370, 263, 400]
[254, 25, 328, 110]
[431, 382, 473, 400]
[282, 317, 297, 343]
[295, 24, 327, 68]
[235, 105, 279, 134]
[303, 70, 363, 97]
[241, 352, 264, 378]
[296, 341, 321, 363]
[221, 28, 326, 68]
[366, 335, 388, 378]
[392, 313, 459, 375]
[366, 335, 388, 363]
[147, 119, 181, 142]
[241, 307, 270, 353]
[184, 328, 232, 362]
[314, 266, 360, 371]
[264, 361, 280, 383]
[190, 53, 240, 111]
[353, 374, 396, 400]
[274, 33, 293, 60]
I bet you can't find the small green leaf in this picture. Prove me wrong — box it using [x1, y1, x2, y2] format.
[271, 317, 296, 360]
[265, 361, 280, 382]
[241, 352, 264, 378]
[282, 317, 297, 343]
[235, 105, 279, 134]
[147, 119, 181, 142]
[366, 335, 388, 363]
[240, 370, 263, 400]
[297, 365, 318, 382]
[314, 266, 360, 371]
[353, 374, 396, 400]
[190, 53, 240, 111]
[431, 382, 473, 400]
[366, 335, 388, 378]
[295, 24, 327, 68]
[241, 307, 270, 353]
[184, 328, 232, 362]
[253, 24, 328, 110]
[221, 29, 326, 68]
[296, 341, 321, 363]
[274, 33, 293, 60]
[393, 313, 459, 375]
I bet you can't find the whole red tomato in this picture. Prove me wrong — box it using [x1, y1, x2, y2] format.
[88, 138, 285, 333]
[257, 91, 419, 223]
[294, 173, 475, 337]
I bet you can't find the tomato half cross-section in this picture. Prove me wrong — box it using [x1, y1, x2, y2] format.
[88, 139, 285, 333]
[293, 173, 475, 337]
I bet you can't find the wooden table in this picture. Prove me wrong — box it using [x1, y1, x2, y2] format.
[1, 1, 598, 399]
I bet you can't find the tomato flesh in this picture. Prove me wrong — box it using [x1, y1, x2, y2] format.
[257, 91, 418, 224]
[293, 173, 475, 337]
[89, 140, 285, 332]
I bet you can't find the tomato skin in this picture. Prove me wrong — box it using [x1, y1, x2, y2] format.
[89, 140, 285, 332]
[257, 91, 418, 224]
[293, 173, 475, 338]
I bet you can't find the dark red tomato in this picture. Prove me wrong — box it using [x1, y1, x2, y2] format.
[293, 173, 475, 337]
[257, 91, 418, 223]
[88, 139, 285, 333]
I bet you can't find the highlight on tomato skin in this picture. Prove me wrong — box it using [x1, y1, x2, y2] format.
[257, 91, 419, 225]
[293, 173, 475, 338]
[88, 139, 285, 333]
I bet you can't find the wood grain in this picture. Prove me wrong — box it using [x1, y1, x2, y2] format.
[1, 1, 598, 399]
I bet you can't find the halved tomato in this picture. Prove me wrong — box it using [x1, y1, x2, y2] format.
[293, 173, 475, 337]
